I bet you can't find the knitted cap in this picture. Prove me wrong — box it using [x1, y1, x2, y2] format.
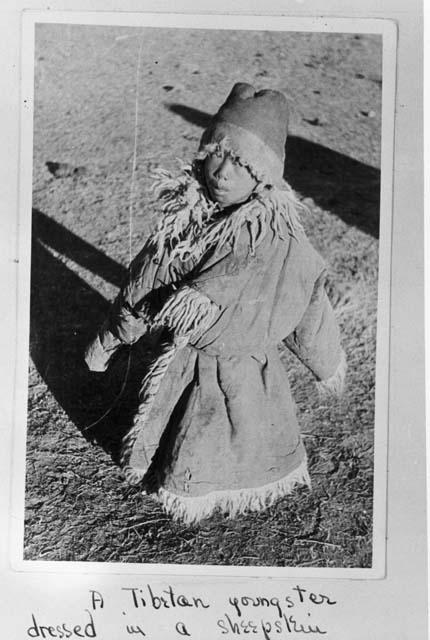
[200, 83, 289, 186]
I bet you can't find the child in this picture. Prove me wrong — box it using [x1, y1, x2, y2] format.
[85, 83, 346, 524]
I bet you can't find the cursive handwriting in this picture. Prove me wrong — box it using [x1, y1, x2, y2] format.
[122, 585, 210, 611]
[228, 586, 336, 619]
[126, 624, 146, 636]
[22, 583, 337, 639]
[27, 610, 96, 639]
[217, 612, 327, 636]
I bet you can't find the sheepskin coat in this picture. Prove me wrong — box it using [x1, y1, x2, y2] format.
[85, 169, 345, 523]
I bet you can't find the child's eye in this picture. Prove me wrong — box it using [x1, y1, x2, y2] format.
[226, 152, 241, 166]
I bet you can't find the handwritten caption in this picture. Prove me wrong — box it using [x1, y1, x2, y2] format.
[25, 583, 337, 639]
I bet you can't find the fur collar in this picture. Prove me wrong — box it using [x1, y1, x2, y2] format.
[150, 164, 304, 265]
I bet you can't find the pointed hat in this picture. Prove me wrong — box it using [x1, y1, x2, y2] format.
[200, 82, 289, 185]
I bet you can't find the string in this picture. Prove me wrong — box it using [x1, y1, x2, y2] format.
[128, 35, 144, 264]
[83, 35, 144, 433]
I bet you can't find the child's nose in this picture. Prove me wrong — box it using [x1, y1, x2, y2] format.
[214, 157, 233, 180]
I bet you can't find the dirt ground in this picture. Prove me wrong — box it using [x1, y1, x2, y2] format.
[26, 24, 382, 567]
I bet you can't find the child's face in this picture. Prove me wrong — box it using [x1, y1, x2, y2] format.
[204, 150, 258, 207]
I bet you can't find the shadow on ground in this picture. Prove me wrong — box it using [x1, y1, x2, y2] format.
[30, 108, 379, 458]
[167, 103, 380, 238]
[30, 208, 151, 460]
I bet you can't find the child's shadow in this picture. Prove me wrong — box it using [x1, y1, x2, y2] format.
[30, 208, 149, 461]
[167, 103, 380, 238]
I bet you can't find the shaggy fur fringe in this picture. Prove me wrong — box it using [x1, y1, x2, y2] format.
[157, 458, 311, 524]
[120, 286, 220, 482]
[316, 349, 347, 397]
[150, 162, 304, 266]
[155, 285, 220, 343]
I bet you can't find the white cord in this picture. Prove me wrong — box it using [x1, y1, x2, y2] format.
[83, 36, 144, 433]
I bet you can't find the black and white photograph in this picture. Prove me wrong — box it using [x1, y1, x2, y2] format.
[20, 14, 392, 572]
[1, 1, 427, 638]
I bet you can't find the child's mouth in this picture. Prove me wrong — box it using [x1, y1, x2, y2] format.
[210, 181, 229, 194]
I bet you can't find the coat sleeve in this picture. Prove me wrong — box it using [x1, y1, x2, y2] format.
[284, 269, 346, 395]
[85, 240, 194, 372]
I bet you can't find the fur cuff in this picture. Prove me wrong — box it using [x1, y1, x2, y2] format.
[154, 285, 220, 342]
[315, 350, 347, 397]
[84, 331, 121, 372]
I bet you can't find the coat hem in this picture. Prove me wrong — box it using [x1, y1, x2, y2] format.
[155, 457, 311, 524]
